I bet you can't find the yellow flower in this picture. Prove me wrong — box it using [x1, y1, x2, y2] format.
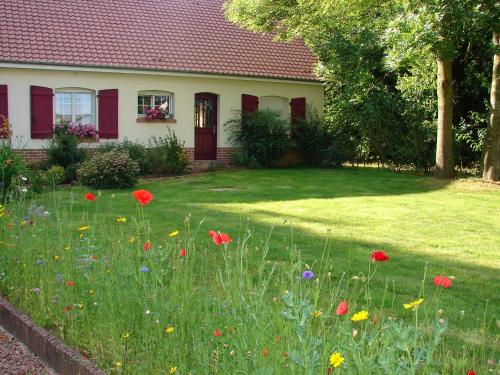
[351, 310, 369, 322]
[169, 367, 177, 374]
[128, 236, 136, 244]
[64, 246, 71, 251]
[115, 362, 122, 368]
[403, 298, 424, 309]
[53, 255, 60, 261]
[329, 352, 345, 368]
[311, 310, 323, 318]
[116, 217, 127, 223]
[169, 230, 179, 237]
[122, 332, 130, 339]
[77, 225, 90, 231]
[165, 326, 174, 334]
[0, 205, 5, 217]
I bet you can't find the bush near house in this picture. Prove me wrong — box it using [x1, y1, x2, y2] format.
[77, 150, 139, 188]
[226, 109, 290, 168]
[44, 122, 86, 182]
[98, 139, 153, 176]
[148, 130, 188, 175]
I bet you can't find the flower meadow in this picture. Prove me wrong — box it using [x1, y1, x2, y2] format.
[0, 189, 498, 374]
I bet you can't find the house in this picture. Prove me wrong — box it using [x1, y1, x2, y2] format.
[0, 0, 323, 164]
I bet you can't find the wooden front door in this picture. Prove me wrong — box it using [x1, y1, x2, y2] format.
[194, 93, 217, 160]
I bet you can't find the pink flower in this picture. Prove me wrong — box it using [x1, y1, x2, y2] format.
[209, 230, 232, 246]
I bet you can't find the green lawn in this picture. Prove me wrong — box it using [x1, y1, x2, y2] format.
[1, 168, 499, 374]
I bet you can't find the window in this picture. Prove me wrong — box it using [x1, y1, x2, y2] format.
[55, 89, 95, 124]
[137, 91, 174, 119]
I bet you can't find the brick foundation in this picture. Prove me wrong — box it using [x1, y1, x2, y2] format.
[14, 149, 47, 162]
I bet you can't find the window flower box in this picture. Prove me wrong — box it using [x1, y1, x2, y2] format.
[136, 117, 177, 124]
[54, 122, 99, 141]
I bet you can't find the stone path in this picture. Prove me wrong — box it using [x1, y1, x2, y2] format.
[0, 325, 57, 375]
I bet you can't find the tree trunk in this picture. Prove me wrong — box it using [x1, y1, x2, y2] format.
[482, 32, 500, 181]
[435, 57, 455, 178]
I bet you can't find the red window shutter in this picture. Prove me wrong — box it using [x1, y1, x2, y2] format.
[290, 97, 306, 125]
[0, 85, 8, 119]
[241, 94, 259, 114]
[31, 86, 54, 139]
[98, 89, 119, 139]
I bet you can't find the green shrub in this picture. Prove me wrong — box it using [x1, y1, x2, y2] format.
[77, 150, 139, 188]
[226, 109, 291, 168]
[98, 139, 152, 175]
[148, 130, 188, 175]
[293, 109, 354, 168]
[44, 165, 65, 187]
[0, 142, 27, 202]
[44, 123, 86, 182]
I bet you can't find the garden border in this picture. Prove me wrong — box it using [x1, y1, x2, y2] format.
[0, 296, 106, 375]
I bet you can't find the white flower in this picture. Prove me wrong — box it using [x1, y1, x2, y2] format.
[21, 176, 27, 182]
[21, 188, 28, 193]
[145, 310, 151, 315]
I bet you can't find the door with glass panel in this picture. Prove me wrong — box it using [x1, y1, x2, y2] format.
[194, 93, 217, 160]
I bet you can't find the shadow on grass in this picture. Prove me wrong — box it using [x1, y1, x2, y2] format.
[149, 167, 453, 205]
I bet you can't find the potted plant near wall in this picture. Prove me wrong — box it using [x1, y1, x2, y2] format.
[145, 101, 173, 121]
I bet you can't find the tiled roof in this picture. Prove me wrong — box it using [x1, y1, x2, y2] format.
[0, 0, 319, 82]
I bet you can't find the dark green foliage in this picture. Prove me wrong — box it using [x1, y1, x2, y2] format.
[293, 109, 353, 167]
[226, 109, 290, 168]
[98, 139, 152, 175]
[77, 150, 139, 188]
[148, 130, 188, 175]
[44, 124, 86, 182]
[0, 142, 27, 202]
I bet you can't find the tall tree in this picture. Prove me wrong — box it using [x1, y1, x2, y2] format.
[384, 0, 481, 178]
[483, 32, 500, 181]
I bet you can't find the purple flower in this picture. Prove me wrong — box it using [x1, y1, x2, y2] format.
[32, 287, 41, 294]
[302, 270, 314, 280]
[140, 266, 149, 273]
[35, 259, 44, 265]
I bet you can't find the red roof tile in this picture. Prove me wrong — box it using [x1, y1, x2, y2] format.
[0, 0, 318, 81]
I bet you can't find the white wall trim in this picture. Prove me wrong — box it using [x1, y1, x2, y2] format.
[0, 62, 324, 86]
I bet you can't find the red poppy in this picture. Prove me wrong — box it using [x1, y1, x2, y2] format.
[209, 230, 232, 246]
[143, 241, 151, 252]
[434, 276, 452, 288]
[467, 370, 475, 375]
[66, 280, 74, 286]
[64, 306, 73, 312]
[336, 301, 348, 316]
[213, 329, 222, 337]
[370, 251, 390, 262]
[82, 351, 90, 360]
[180, 248, 187, 257]
[262, 347, 269, 357]
[132, 190, 154, 206]
[84, 192, 96, 201]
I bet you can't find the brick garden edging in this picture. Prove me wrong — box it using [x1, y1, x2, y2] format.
[0, 296, 106, 375]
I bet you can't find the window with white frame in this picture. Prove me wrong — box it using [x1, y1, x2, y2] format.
[55, 89, 95, 125]
[137, 91, 174, 119]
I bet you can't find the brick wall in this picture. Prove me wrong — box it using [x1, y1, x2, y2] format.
[14, 149, 47, 162]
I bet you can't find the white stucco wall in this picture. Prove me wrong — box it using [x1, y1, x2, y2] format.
[0, 66, 324, 150]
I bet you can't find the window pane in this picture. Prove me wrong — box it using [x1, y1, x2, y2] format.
[75, 93, 92, 115]
[143, 96, 152, 107]
[55, 93, 72, 118]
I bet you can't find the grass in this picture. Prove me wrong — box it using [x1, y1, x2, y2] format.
[0, 168, 499, 374]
